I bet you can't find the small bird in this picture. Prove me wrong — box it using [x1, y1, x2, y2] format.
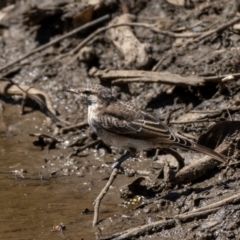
[67, 83, 225, 168]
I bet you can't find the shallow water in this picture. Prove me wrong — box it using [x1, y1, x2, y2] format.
[0, 104, 128, 239]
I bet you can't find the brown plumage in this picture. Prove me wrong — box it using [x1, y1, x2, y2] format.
[67, 83, 226, 165]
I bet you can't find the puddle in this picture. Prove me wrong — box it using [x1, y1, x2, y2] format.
[0, 103, 131, 239]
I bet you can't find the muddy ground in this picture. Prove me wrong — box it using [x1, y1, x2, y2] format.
[1, 0, 240, 239]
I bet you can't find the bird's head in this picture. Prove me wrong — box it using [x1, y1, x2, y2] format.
[67, 84, 113, 106]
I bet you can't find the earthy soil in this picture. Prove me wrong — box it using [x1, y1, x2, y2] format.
[1, 0, 240, 239]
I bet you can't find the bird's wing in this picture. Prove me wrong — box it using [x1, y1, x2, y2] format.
[139, 111, 172, 137]
[95, 114, 142, 134]
[94, 103, 175, 142]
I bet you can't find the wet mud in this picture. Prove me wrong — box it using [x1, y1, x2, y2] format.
[1, 0, 240, 239]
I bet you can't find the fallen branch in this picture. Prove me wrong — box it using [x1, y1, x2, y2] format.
[193, 192, 240, 213]
[100, 207, 217, 239]
[71, 17, 240, 58]
[193, 16, 240, 43]
[69, 22, 205, 58]
[69, 139, 101, 157]
[100, 191, 240, 239]
[0, 14, 110, 73]
[46, 16, 240, 66]
[1, 15, 239, 71]
[89, 68, 206, 86]
[42, 20, 201, 66]
[93, 167, 119, 226]
[203, 72, 240, 81]
[89, 68, 240, 86]
[0, 79, 62, 125]
[168, 139, 229, 185]
[60, 121, 88, 134]
[170, 106, 240, 124]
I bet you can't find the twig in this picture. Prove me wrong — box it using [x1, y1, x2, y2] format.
[41, 16, 240, 66]
[193, 192, 240, 213]
[61, 121, 88, 134]
[101, 190, 240, 239]
[67, 136, 88, 148]
[89, 68, 205, 86]
[170, 119, 218, 124]
[42, 22, 209, 66]
[69, 139, 101, 157]
[191, 107, 240, 113]
[2, 15, 239, 70]
[170, 106, 240, 124]
[71, 22, 204, 56]
[203, 72, 240, 81]
[93, 167, 119, 226]
[0, 14, 110, 73]
[0, 66, 22, 78]
[100, 207, 219, 240]
[193, 16, 240, 43]
[169, 139, 229, 185]
[0, 79, 64, 125]
[152, 56, 165, 71]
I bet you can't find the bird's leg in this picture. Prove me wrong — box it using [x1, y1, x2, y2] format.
[153, 149, 160, 161]
[111, 151, 131, 169]
[20, 92, 27, 115]
[111, 148, 136, 169]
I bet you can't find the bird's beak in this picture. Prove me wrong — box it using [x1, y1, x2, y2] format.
[66, 88, 79, 94]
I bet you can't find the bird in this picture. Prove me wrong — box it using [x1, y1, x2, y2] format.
[67, 83, 226, 168]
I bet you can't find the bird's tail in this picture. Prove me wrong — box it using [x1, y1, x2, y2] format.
[173, 133, 226, 163]
[190, 143, 226, 163]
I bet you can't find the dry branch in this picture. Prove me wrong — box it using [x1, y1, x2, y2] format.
[93, 167, 119, 226]
[89, 68, 206, 86]
[0, 79, 60, 125]
[42, 20, 199, 66]
[203, 72, 240, 81]
[60, 121, 88, 134]
[168, 139, 229, 185]
[193, 16, 240, 43]
[49, 16, 240, 66]
[193, 192, 240, 213]
[69, 139, 101, 157]
[0, 14, 110, 73]
[1, 15, 239, 71]
[101, 191, 240, 239]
